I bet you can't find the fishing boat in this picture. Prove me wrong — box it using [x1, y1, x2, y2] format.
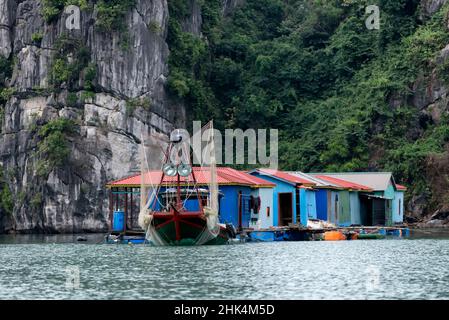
[137, 121, 233, 246]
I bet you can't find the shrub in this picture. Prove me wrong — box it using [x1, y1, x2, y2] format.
[0, 56, 13, 84]
[30, 193, 43, 210]
[42, 0, 90, 23]
[50, 35, 93, 91]
[0, 166, 14, 216]
[80, 90, 95, 103]
[67, 92, 78, 107]
[36, 118, 76, 176]
[95, 0, 136, 33]
[167, 71, 190, 98]
[83, 63, 97, 91]
[126, 97, 151, 115]
[0, 88, 15, 103]
[148, 22, 162, 34]
[31, 32, 44, 45]
[41, 0, 64, 23]
[51, 58, 72, 84]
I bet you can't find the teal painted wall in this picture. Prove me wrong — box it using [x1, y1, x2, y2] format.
[349, 192, 361, 225]
[300, 189, 317, 223]
[328, 191, 351, 226]
[330, 191, 338, 224]
[371, 181, 404, 226]
[300, 189, 307, 225]
[392, 191, 404, 224]
[384, 184, 395, 200]
[338, 191, 351, 226]
[373, 191, 383, 197]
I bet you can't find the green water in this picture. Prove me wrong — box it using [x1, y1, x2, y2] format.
[0, 231, 449, 300]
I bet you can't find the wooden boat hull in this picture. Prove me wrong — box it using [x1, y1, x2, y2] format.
[151, 212, 230, 246]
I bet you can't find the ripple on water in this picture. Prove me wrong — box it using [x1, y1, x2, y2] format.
[0, 239, 449, 299]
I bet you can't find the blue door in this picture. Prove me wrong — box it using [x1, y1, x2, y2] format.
[239, 194, 251, 228]
[316, 190, 328, 221]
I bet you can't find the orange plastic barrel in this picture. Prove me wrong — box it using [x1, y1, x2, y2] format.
[324, 231, 347, 241]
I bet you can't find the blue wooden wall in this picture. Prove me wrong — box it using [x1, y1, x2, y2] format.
[249, 173, 299, 226]
[219, 185, 253, 227]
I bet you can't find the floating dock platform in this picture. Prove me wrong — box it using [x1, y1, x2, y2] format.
[106, 225, 410, 244]
[105, 230, 148, 245]
[245, 225, 410, 242]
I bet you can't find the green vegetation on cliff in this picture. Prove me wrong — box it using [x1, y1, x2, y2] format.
[42, 0, 135, 47]
[167, 0, 223, 125]
[49, 35, 97, 96]
[36, 118, 77, 177]
[41, 0, 89, 23]
[167, 0, 449, 213]
[0, 166, 13, 216]
[0, 56, 13, 132]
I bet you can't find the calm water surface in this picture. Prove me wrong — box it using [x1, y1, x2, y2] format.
[1, 231, 449, 300]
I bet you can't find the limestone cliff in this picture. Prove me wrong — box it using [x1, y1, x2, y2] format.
[0, 0, 197, 233]
[407, 0, 449, 225]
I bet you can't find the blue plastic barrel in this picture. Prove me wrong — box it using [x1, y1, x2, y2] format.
[112, 211, 125, 232]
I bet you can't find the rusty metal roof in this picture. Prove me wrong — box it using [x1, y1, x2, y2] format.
[107, 167, 276, 188]
[311, 172, 395, 191]
[313, 175, 373, 191]
[254, 169, 316, 186]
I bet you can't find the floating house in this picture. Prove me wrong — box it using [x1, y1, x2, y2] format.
[107, 167, 407, 237]
[249, 169, 317, 227]
[250, 169, 407, 229]
[310, 173, 407, 226]
[106, 167, 275, 232]
[302, 174, 373, 227]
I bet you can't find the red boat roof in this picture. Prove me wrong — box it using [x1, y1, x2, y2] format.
[256, 169, 316, 186]
[396, 184, 407, 191]
[107, 167, 275, 188]
[314, 175, 373, 191]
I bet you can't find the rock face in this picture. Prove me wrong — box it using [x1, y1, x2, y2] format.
[222, 0, 245, 16]
[0, 0, 201, 233]
[420, 0, 449, 17]
[0, 0, 15, 57]
[405, 41, 449, 222]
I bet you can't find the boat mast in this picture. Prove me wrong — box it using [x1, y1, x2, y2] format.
[176, 171, 182, 212]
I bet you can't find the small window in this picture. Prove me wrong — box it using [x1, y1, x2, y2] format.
[399, 199, 402, 216]
[266, 207, 270, 217]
